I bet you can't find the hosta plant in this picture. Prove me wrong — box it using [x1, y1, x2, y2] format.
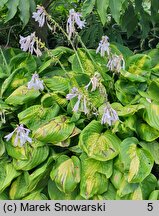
[0, 4, 159, 200]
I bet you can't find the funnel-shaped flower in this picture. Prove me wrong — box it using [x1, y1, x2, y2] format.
[28, 73, 44, 91]
[96, 36, 110, 57]
[4, 124, 32, 147]
[107, 54, 125, 73]
[101, 103, 119, 126]
[66, 9, 86, 39]
[32, 5, 47, 27]
[19, 32, 42, 56]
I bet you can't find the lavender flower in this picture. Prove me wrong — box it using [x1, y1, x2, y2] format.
[66, 87, 89, 114]
[72, 94, 82, 112]
[66, 9, 86, 39]
[101, 103, 119, 126]
[85, 73, 101, 92]
[19, 32, 42, 57]
[32, 5, 47, 27]
[4, 124, 32, 147]
[82, 96, 89, 114]
[19, 32, 36, 54]
[96, 36, 110, 57]
[66, 87, 79, 100]
[28, 73, 44, 91]
[107, 54, 125, 73]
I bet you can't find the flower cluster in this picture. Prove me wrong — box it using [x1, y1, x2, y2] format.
[66, 9, 86, 39]
[107, 54, 125, 73]
[66, 87, 89, 114]
[101, 103, 119, 126]
[4, 124, 32, 147]
[96, 36, 110, 57]
[32, 5, 47, 27]
[96, 36, 125, 74]
[19, 32, 42, 56]
[28, 72, 44, 91]
[85, 73, 101, 92]
[19, 5, 120, 129]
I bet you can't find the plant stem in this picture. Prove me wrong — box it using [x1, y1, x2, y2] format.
[76, 33, 96, 65]
[47, 15, 85, 74]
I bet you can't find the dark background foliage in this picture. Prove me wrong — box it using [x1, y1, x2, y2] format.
[0, 0, 159, 52]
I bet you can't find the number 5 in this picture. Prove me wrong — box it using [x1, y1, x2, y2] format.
[147, 203, 153, 211]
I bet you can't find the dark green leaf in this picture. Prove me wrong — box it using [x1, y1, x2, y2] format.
[18, 0, 30, 26]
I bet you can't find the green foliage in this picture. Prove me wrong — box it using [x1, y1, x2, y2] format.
[1, 3, 159, 199]
[1, 0, 35, 26]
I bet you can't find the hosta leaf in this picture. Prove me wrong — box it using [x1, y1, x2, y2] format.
[111, 42, 133, 59]
[89, 88, 106, 108]
[120, 137, 140, 170]
[116, 194, 131, 200]
[117, 175, 138, 197]
[71, 49, 95, 75]
[80, 153, 109, 199]
[5, 141, 29, 160]
[28, 156, 54, 192]
[0, 159, 21, 193]
[9, 50, 37, 73]
[41, 93, 56, 107]
[111, 102, 144, 117]
[51, 46, 74, 58]
[127, 54, 151, 76]
[128, 144, 140, 182]
[149, 190, 159, 200]
[120, 137, 154, 183]
[147, 79, 159, 102]
[10, 172, 30, 199]
[38, 59, 56, 74]
[110, 169, 123, 189]
[5, 85, 40, 106]
[147, 48, 159, 68]
[101, 183, 117, 200]
[49, 92, 68, 107]
[137, 123, 159, 142]
[120, 69, 147, 82]
[33, 115, 75, 145]
[1, 67, 30, 97]
[141, 98, 159, 131]
[43, 76, 69, 92]
[130, 186, 143, 200]
[50, 155, 80, 193]
[13, 146, 49, 170]
[18, 103, 60, 130]
[115, 79, 140, 105]
[79, 120, 120, 161]
[22, 191, 48, 200]
[139, 141, 159, 165]
[48, 180, 78, 200]
[0, 190, 9, 200]
[140, 174, 157, 199]
[0, 137, 5, 157]
[10, 157, 54, 199]
[52, 138, 71, 148]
